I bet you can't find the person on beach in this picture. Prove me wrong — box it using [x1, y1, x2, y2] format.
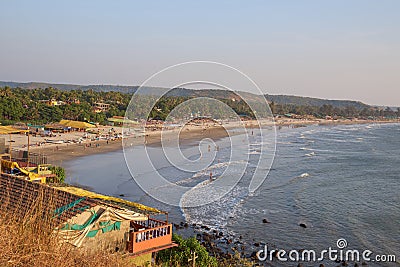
[209, 171, 212, 181]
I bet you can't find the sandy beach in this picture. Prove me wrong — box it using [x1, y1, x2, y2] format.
[22, 124, 230, 165]
[4, 118, 398, 166]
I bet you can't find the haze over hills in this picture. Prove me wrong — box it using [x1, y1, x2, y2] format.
[0, 81, 387, 109]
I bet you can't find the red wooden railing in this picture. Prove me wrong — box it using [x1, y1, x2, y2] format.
[126, 218, 173, 254]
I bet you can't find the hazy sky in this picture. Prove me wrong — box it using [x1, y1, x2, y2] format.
[0, 1, 399, 106]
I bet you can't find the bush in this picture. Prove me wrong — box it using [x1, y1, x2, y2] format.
[49, 166, 66, 183]
[156, 234, 218, 267]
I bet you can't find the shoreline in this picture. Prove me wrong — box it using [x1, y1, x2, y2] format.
[25, 118, 400, 264]
[29, 124, 231, 165]
[8, 118, 398, 165]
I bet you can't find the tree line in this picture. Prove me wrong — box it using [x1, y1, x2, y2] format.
[269, 101, 400, 119]
[0, 87, 130, 125]
[0, 86, 398, 125]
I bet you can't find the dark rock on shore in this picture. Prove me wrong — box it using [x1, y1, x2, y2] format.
[202, 233, 211, 242]
[224, 253, 233, 259]
[176, 221, 258, 265]
[200, 225, 211, 230]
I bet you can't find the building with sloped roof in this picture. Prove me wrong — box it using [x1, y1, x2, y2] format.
[0, 174, 177, 265]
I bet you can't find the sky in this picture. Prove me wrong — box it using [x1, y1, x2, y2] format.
[0, 0, 399, 106]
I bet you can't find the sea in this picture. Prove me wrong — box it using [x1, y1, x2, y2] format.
[64, 123, 400, 266]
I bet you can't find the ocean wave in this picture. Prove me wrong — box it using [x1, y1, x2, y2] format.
[249, 142, 262, 146]
[181, 186, 249, 230]
[247, 151, 261, 155]
[176, 160, 247, 185]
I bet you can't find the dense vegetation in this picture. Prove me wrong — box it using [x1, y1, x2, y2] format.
[269, 101, 400, 119]
[156, 234, 218, 267]
[0, 86, 398, 126]
[0, 87, 130, 125]
[49, 166, 66, 183]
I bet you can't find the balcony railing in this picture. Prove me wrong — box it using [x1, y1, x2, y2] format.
[126, 218, 175, 255]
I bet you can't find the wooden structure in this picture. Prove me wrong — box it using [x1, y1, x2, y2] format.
[127, 218, 176, 255]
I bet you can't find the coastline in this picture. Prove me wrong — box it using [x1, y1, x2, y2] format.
[30, 119, 400, 264]
[29, 124, 231, 165]
[11, 118, 399, 165]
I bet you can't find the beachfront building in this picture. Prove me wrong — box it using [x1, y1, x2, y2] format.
[59, 119, 96, 131]
[0, 174, 176, 266]
[93, 102, 110, 113]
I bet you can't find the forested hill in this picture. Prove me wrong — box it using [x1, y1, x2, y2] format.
[265, 94, 370, 109]
[0, 81, 371, 109]
[0, 81, 140, 94]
